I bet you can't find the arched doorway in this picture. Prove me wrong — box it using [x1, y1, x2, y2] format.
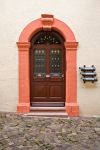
[17, 14, 79, 116]
[30, 30, 65, 107]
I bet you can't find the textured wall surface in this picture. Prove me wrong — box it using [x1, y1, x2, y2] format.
[0, 0, 100, 115]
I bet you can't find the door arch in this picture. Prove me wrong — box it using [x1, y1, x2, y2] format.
[17, 14, 79, 116]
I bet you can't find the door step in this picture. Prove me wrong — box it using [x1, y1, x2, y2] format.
[31, 102, 65, 107]
[30, 107, 66, 111]
[25, 107, 68, 117]
[26, 112, 68, 117]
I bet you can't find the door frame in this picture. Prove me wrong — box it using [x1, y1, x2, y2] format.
[17, 14, 79, 116]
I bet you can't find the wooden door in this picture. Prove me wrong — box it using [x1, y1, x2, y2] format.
[30, 31, 65, 107]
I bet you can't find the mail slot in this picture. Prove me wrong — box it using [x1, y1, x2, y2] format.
[79, 65, 98, 83]
[79, 65, 95, 71]
[82, 78, 97, 83]
[80, 72, 96, 76]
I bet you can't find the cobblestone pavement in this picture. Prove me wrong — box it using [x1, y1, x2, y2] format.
[0, 113, 100, 150]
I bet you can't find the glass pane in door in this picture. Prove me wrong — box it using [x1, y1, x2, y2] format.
[34, 49, 46, 77]
[50, 49, 62, 76]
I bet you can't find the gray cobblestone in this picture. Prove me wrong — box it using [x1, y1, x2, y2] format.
[0, 112, 100, 150]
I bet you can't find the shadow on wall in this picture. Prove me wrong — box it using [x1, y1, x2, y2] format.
[80, 82, 97, 88]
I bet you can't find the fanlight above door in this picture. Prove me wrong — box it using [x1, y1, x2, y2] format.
[31, 31, 64, 45]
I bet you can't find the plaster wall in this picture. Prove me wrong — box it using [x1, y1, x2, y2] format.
[0, 0, 100, 115]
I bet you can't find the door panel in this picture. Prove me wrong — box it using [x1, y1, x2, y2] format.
[49, 85, 63, 97]
[32, 84, 47, 98]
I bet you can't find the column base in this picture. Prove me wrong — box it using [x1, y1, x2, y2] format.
[17, 103, 30, 113]
[66, 103, 79, 116]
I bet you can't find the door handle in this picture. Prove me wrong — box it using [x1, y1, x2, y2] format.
[46, 74, 50, 78]
[62, 74, 64, 78]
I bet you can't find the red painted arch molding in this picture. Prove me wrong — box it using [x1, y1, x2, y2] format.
[17, 14, 79, 116]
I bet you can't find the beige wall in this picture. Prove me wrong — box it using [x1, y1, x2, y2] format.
[0, 0, 100, 115]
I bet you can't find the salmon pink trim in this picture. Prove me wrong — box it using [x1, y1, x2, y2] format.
[65, 42, 79, 116]
[41, 14, 54, 31]
[17, 42, 31, 113]
[17, 14, 79, 116]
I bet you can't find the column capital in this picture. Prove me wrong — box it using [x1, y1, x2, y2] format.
[64, 42, 78, 50]
[17, 42, 31, 50]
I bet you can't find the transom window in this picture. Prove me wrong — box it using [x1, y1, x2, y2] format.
[31, 31, 64, 45]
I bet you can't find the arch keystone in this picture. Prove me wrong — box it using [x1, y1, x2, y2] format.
[41, 14, 54, 31]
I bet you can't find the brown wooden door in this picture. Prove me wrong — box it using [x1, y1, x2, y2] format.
[30, 31, 65, 107]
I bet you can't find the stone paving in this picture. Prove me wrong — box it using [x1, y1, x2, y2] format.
[0, 113, 100, 150]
